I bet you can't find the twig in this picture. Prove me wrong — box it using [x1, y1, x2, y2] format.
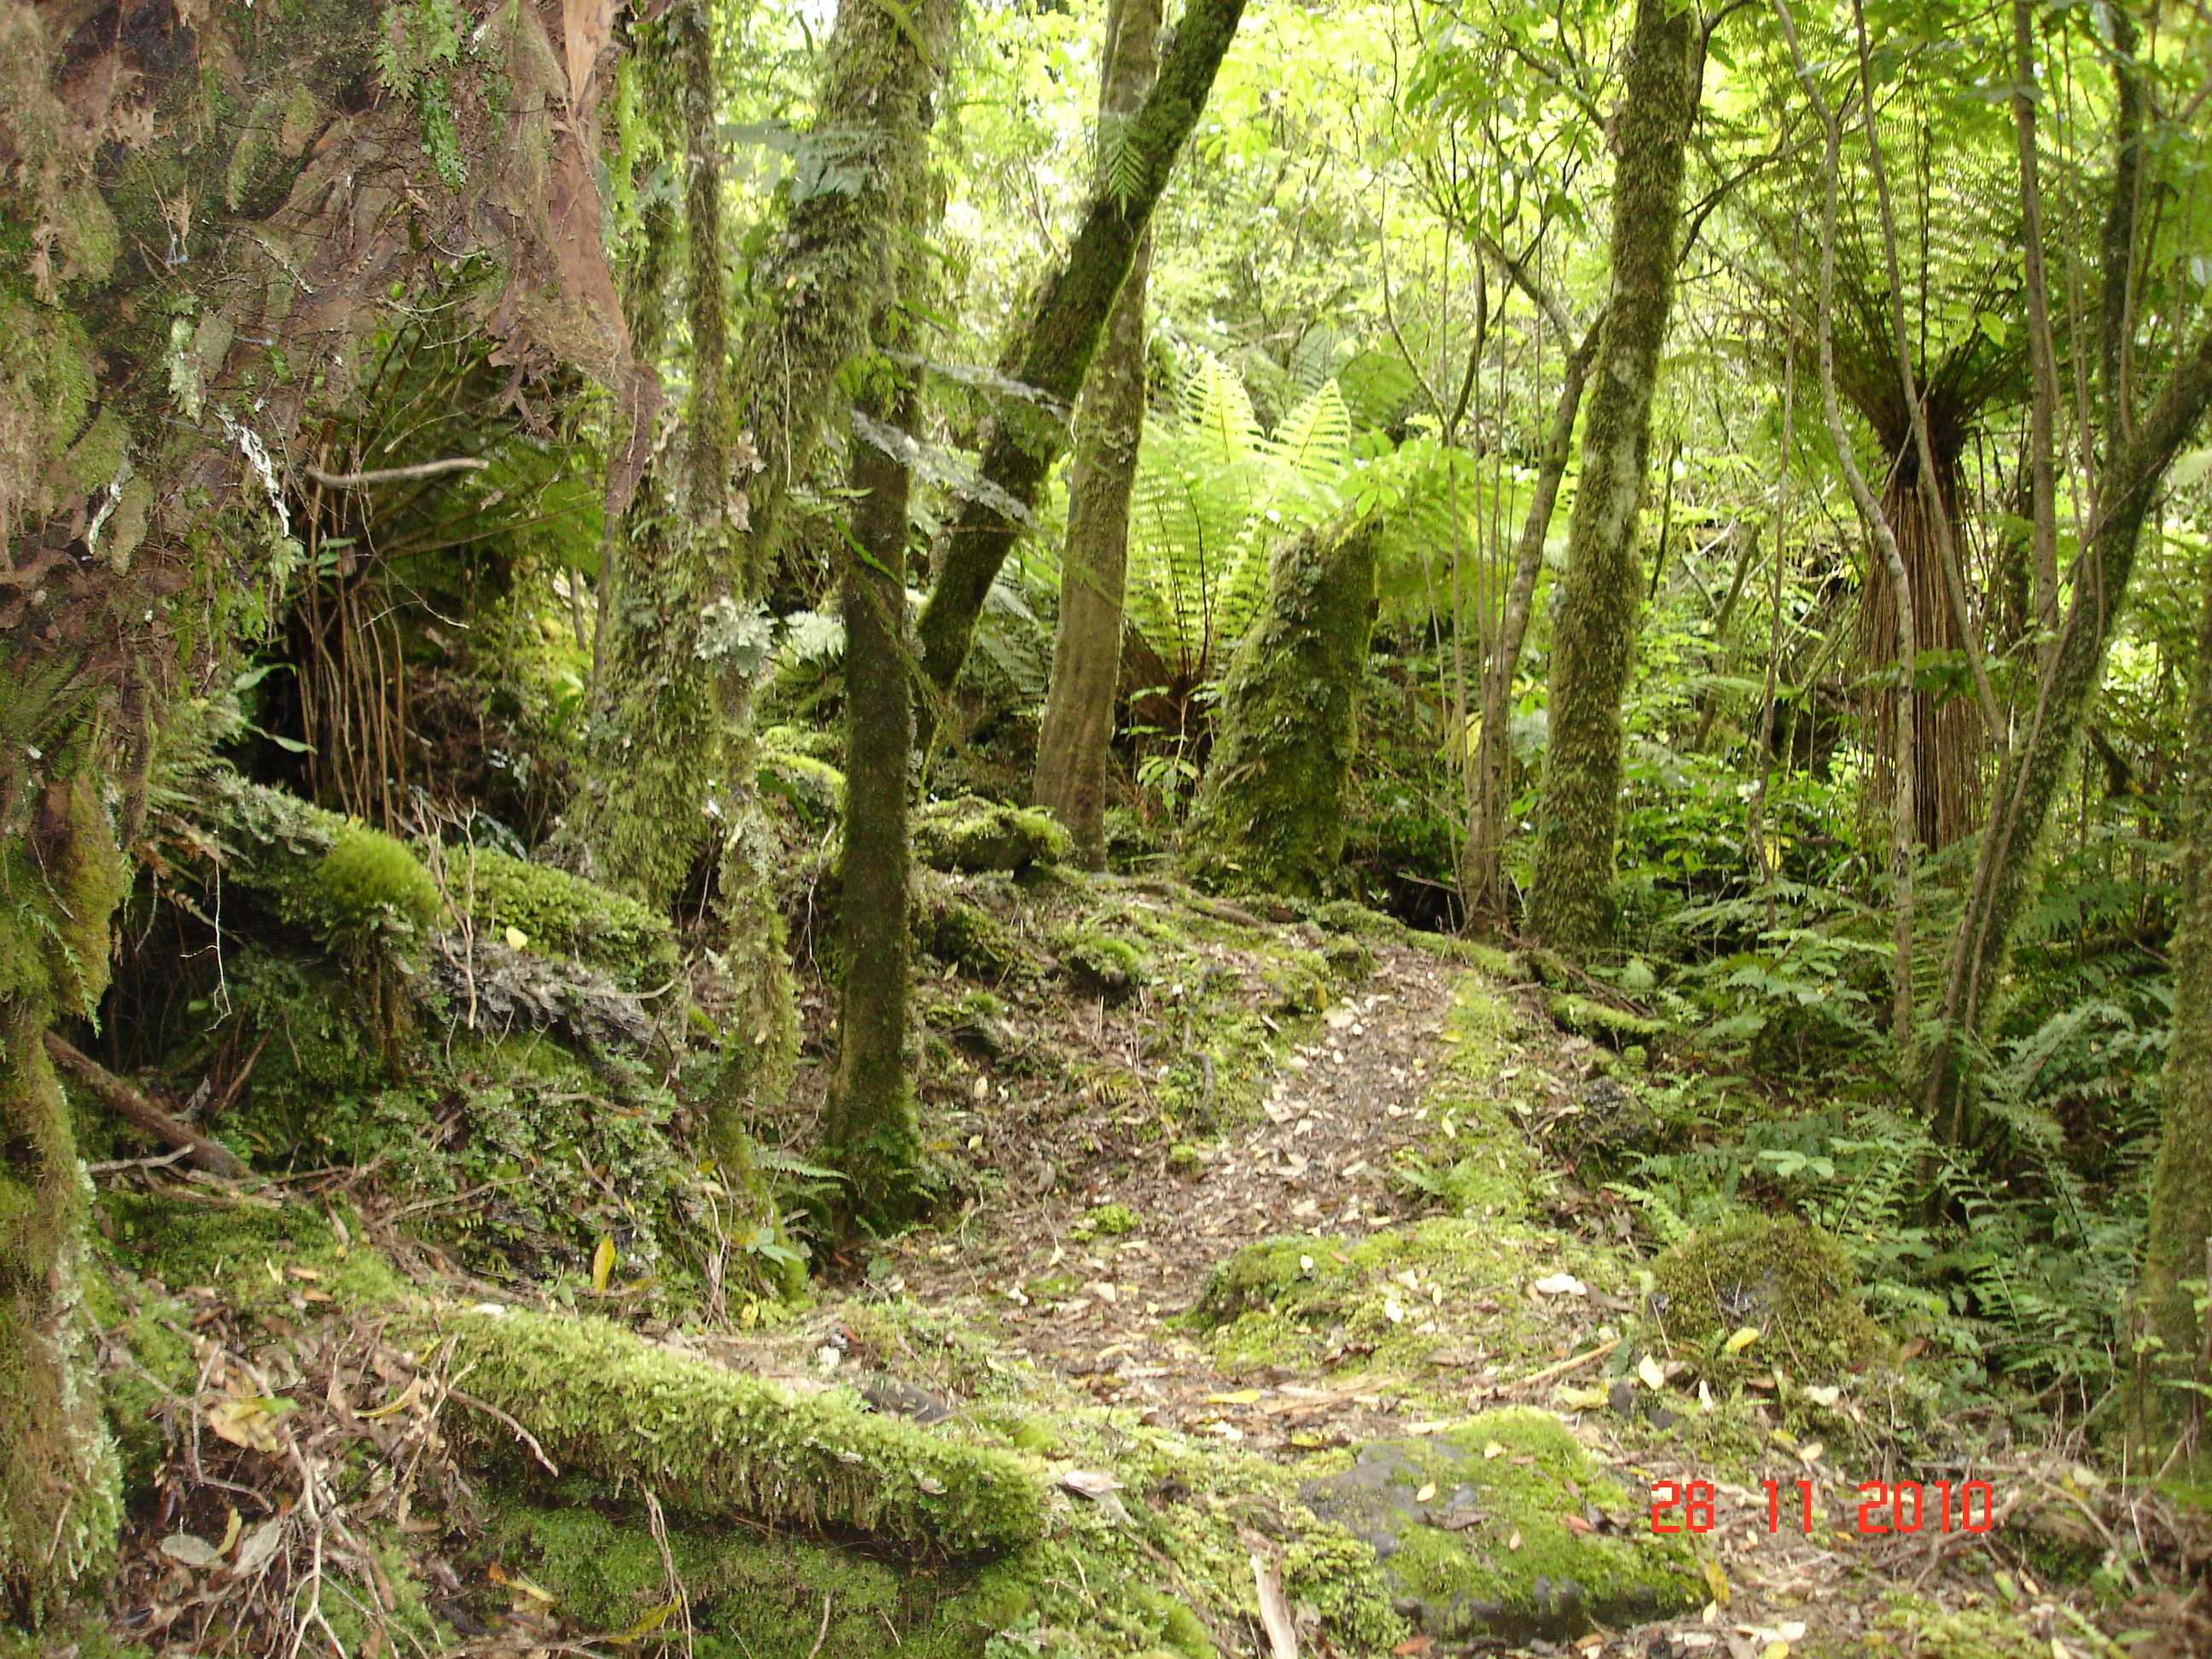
[1508, 1337, 1621, 1392]
[438, 1384, 561, 1479]
[44, 1032, 247, 1177]
[303, 457, 487, 488]
[1250, 1552, 1299, 1659]
[806, 1592, 834, 1659]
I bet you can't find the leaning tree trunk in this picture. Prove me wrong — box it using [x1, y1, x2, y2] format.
[822, 369, 923, 1228]
[2133, 550, 2212, 1452]
[913, 0, 1249, 723]
[1185, 522, 1381, 899]
[1033, 0, 1165, 866]
[0, 774, 129, 1624]
[1525, 0, 1699, 953]
[1920, 317, 2212, 1140]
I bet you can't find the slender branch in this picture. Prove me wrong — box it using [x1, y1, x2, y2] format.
[300, 457, 487, 488]
[44, 1033, 248, 1179]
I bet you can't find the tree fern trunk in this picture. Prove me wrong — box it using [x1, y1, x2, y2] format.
[1033, 0, 1163, 867]
[1185, 522, 1380, 899]
[1525, 0, 1698, 954]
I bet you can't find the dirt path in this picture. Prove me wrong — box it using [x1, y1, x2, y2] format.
[891, 944, 1466, 1441]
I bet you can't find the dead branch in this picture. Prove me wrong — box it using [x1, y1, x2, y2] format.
[44, 1033, 248, 1178]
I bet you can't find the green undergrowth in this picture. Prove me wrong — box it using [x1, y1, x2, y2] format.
[448, 846, 681, 988]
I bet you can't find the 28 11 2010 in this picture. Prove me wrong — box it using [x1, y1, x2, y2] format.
[1650, 1477, 1998, 1535]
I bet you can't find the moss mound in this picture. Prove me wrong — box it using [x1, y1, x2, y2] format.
[453, 846, 681, 988]
[315, 824, 445, 939]
[1652, 1214, 1883, 1379]
[914, 796, 1074, 874]
[1299, 1409, 1699, 1642]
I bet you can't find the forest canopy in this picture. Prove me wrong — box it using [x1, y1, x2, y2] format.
[4, 0, 2212, 1653]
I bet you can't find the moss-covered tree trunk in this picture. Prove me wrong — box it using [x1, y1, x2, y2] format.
[2133, 553, 2212, 1451]
[1185, 522, 1381, 898]
[2, 772, 128, 1622]
[1524, 0, 1698, 953]
[566, 0, 956, 904]
[1033, 0, 1164, 866]
[822, 370, 923, 1227]
[912, 0, 1249, 720]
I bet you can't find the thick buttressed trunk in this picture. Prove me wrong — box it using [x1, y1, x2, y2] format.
[1461, 314, 1604, 922]
[567, 0, 956, 902]
[1033, 0, 1165, 866]
[2133, 556, 2212, 1452]
[823, 372, 923, 1228]
[913, 0, 1249, 719]
[1862, 436, 1979, 850]
[2, 773, 128, 1622]
[1525, 0, 1698, 953]
[1185, 522, 1381, 899]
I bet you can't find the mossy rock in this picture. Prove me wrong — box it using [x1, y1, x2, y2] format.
[913, 796, 1074, 875]
[1192, 1234, 1339, 1326]
[315, 824, 442, 940]
[916, 878, 1022, 979]
[453, 847, 680, 989]
[1545, 1075, 1665, 1178]
[1054, 928, 1145, 1002]
[758, 728, 847, 825]
[1652, 1214, 1882, 1380]
[1298, 1410, 1699, 1643]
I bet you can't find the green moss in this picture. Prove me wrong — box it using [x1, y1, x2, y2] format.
[317, 824, 444, 938]
[1546, 992, 1668, 1049]
[1056, 927, 1146, 1001]
[434, 1306, 1044, 1558]
[1864, 1592, 2050, 1659]
[914, 796, 1074, 874]
[1652, 1214, 1883, 1380]
[1073, 1201, 1139, 1240]
[1299, 1410, 1698, 1642]
[917, 882, 1023, 978]
[452, 846, 680, 988]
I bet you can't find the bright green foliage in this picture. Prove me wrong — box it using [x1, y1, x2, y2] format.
[315, 825, 445, 942]
[914, 796, 1076, 874]
[1123, 357, 1356, 684]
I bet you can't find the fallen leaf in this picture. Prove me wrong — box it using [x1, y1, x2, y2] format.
[1532, 1272, 1588, 1297]
[1204, 1389, 1261, 1406]
[1556, 1383, 1610, 1411]
[1563, 1512, 1596, 1534]
[1638, 1353, 1668, 1389]
[504, 925, 530, 951]
[591, 1236, 616, 1292]
[159, 1534, 220, 1569]
[1724, 1325, 1761, 1354]
[1507, 1527, 1522, 1550]
[1702, 1557, 1731, 1608]
[1058, 1470, 1124, 1500]
[232, 1519, 285, 1577]
[1482, 1441, 1506, 1459]
[205, 1395, 287, 1453]
[1415, 1482, 1437, 1503]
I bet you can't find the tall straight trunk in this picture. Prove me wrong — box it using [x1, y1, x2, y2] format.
[1033, 0, 1164, 866]
[913, 0, 1249, 721]
[567, 0, 956, 903]
[2134, 552, 2212, 1452]
[1524, 0, 1698, 953]
[1460, 313, 1604, 922]
[822, 371, 922, 1228]
[2012, 0, 2062, 633]
[1186, 523, 1382, 898]
[2, 773, 128, 1622]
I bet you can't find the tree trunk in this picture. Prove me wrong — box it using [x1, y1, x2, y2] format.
[1460, 313, 1604, 923]
[822, 372, 923, 1229]
[1185, 522, 1381, 899]
[1033, 0, 1165, 867]
[2133, 551, 2212, 1452]
[1524, 0, 1698, 953]
[913, 0, 1249, 720]
[2, 775, 129, 1622]
[566, 0, 956, 903]
[1921, 317, 2212, 1139]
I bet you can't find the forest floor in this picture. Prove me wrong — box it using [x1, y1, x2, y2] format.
[65, 864, 2212, 1659]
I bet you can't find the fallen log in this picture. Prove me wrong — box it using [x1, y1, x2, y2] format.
[44, 1033, 247, 1179]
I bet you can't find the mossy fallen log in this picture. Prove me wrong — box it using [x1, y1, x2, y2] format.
[432, 1306, 1046, 1559]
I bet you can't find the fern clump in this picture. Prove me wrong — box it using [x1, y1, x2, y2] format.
[1652, 1214, 1883, 1380]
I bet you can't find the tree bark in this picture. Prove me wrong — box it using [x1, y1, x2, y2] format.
[1460, 312, 1604, 923]
[822, 372, 923, 1229]
[1033, 0, 1165, 867]
[2133, 550, 2212, 1452]
[1524, 0, 1699, 953]
[1185, 523, 1382, 899]
[2011, 0, 2062, 634]
[913, 0, 1249, 720]
[2, 777, 128, 1621]
[566, 0, 956, 904]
